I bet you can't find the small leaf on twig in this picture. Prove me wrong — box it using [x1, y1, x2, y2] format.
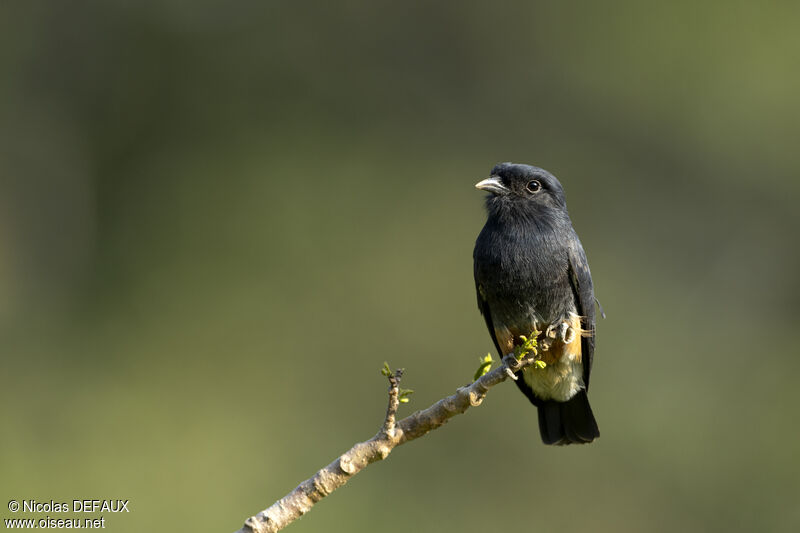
[398, 388, 414, 403]
[381, 362, 392, 377]
[514, 328, 542, 361]
[473, 353, 493, 381]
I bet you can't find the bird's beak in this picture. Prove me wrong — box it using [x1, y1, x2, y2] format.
[475, 176, 508, 195]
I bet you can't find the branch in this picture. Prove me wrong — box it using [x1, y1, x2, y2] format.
[235, 354, 536, 533]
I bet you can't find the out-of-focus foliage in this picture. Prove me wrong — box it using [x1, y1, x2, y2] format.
[2, 2, 799, 532]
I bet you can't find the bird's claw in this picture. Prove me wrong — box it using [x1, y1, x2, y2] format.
[562, 323, 576, 344]
[542, 320, 576, 349]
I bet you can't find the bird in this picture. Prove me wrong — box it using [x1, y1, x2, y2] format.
[473, 162, 600, 445]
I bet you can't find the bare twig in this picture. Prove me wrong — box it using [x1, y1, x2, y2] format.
[381, 368, 402, 438]
[235, 354, 535, 533]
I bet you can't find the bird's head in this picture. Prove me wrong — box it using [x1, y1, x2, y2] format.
[476, 163, 568, 221]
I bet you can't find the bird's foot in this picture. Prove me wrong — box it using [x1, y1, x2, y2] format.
[561, 322, 577, 344]
[541, 320, 576, 350]
[501, 354, 519, 380]
[540, 323, 558, 352]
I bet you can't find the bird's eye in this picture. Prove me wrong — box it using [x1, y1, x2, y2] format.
[526, 180, 541, 193]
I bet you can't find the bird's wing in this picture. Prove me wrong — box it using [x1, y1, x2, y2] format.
[474, 273, 504, 358]
[475, 269, 542, 405]
[567, 235, 596, 388]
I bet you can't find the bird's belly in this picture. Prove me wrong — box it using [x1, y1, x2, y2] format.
[523, 348, 584, 402]
[494, 313, 585, 402]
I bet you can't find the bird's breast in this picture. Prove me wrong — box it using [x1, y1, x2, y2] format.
[475, 225, 574, 329]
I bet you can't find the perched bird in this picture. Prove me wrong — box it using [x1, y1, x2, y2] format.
[473, 162, 600, 445]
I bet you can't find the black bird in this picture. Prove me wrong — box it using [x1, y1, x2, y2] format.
[473, 162, 600, 445]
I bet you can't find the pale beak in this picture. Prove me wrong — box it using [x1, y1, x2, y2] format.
[475, 176, 508, 195]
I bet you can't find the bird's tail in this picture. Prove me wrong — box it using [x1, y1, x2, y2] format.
[537, 390, 599, 445]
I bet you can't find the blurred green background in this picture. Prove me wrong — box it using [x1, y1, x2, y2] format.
[2, 2, 799, 532]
